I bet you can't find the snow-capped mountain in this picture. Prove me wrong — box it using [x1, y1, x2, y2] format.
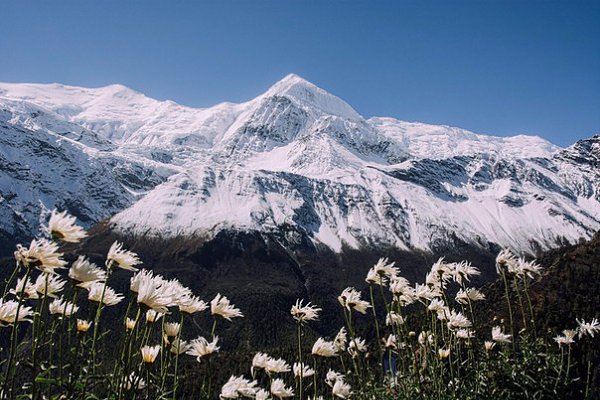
[1, 74, 598, 256]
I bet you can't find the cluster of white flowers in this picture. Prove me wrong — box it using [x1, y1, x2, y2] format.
[495, 249, 543, 278]
[4, 208, 251, 399]
[216, 247, 599, 399]
[14, 239, 67, 273]
[49, 297, 79, 316]
[554, 329, 577, 347]
[251, 352, 291, 376]
[347, 337, 367, 358]
[551, 319, 600, 348]
[6, 209, 600, 399]
[224, 355, 352, 399]
[455, 288, 485, 304]
[365, 257, 399, 286]
[325, 370, 352, 399]
[220, 375, 258, 399]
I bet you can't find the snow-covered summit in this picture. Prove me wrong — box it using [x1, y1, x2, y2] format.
[0, 75, 598, 255]
[261, 74, 362, 120]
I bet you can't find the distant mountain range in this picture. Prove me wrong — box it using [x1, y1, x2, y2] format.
[1, 74, 598, 256]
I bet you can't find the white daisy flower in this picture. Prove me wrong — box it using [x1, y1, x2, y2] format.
[107, 241, 142, 271]
[338, 287, 370, 314]
[270, 378, 294, 399]
[46, 209, 87, 243]
[211, 293, 243, 321]
[290, 299, 321, 323]
[186, 336, 220, 361]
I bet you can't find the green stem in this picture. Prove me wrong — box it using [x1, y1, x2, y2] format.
[59, 315, 64, 385]
[447, 334, 455, 382]
[339, 354, 346, 377]
[67, 331, 83, 397]
[206, 358, 213, 400]
[369, 286, 381, 355]
[48, 317, 58, 375]
[90, 260, 114, 372]
[172, 314, 184, 400]
[313, 356, 317, 400]
[1, 260, 21, 299]
[159, 317, 166, 386]
[297, 322, 303, 400]
[210, 318, 218, 339]
[564, 345, 572, 385]
[146, 364, 151, 399]
[584, 359, 592, 399]
[513, 276, 527, 332]
[112, 298, 134, 394]
[500, 269, 515, 351]
[555, 346, 564, 391]
[522, 278, 537, 337]
[119, 306, 142, 399]
[342, 307, 360, 378]
[3, 265, 30, 398]
[32, 272, 51, 399]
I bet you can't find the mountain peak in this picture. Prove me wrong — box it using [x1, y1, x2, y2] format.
[97, 83, 140, 95]
[262, 74, 361, 120]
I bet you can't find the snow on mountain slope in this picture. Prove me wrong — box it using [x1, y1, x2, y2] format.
[370, 117, 561, 159]
[0, 102, 177, 245]
[1, 74, 598, 255]
[0, 81, 245, 148]
[112, 146, 600, 254]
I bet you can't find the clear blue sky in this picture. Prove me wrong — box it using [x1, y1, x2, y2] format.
[1, 1, 598, 147]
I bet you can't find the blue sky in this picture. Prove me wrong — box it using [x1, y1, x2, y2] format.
[1, 1, 598, 147]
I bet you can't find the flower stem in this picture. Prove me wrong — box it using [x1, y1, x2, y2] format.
[32, 272, 51, 399]
[342, 307, 360, 378]
[1, 260, 20, 299]
[3, 265, 30, 398]
[369, 286, 381, 355]
[513, 276, 527, 331]
[500, 268, 515, 351]
[522, 278, 537, 337]
[211, 318, 217, 339]
[584, 359, 592, 399]
[313, 356, 317, 400]
[564, 344, 572, 385]
[172, 314, 184, 400]
[297, 322, 303, 400]
[90, 260, 114, 372]
[554, 346, 564, 391]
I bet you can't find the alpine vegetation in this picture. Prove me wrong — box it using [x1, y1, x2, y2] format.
[0, 210, 597, 399]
